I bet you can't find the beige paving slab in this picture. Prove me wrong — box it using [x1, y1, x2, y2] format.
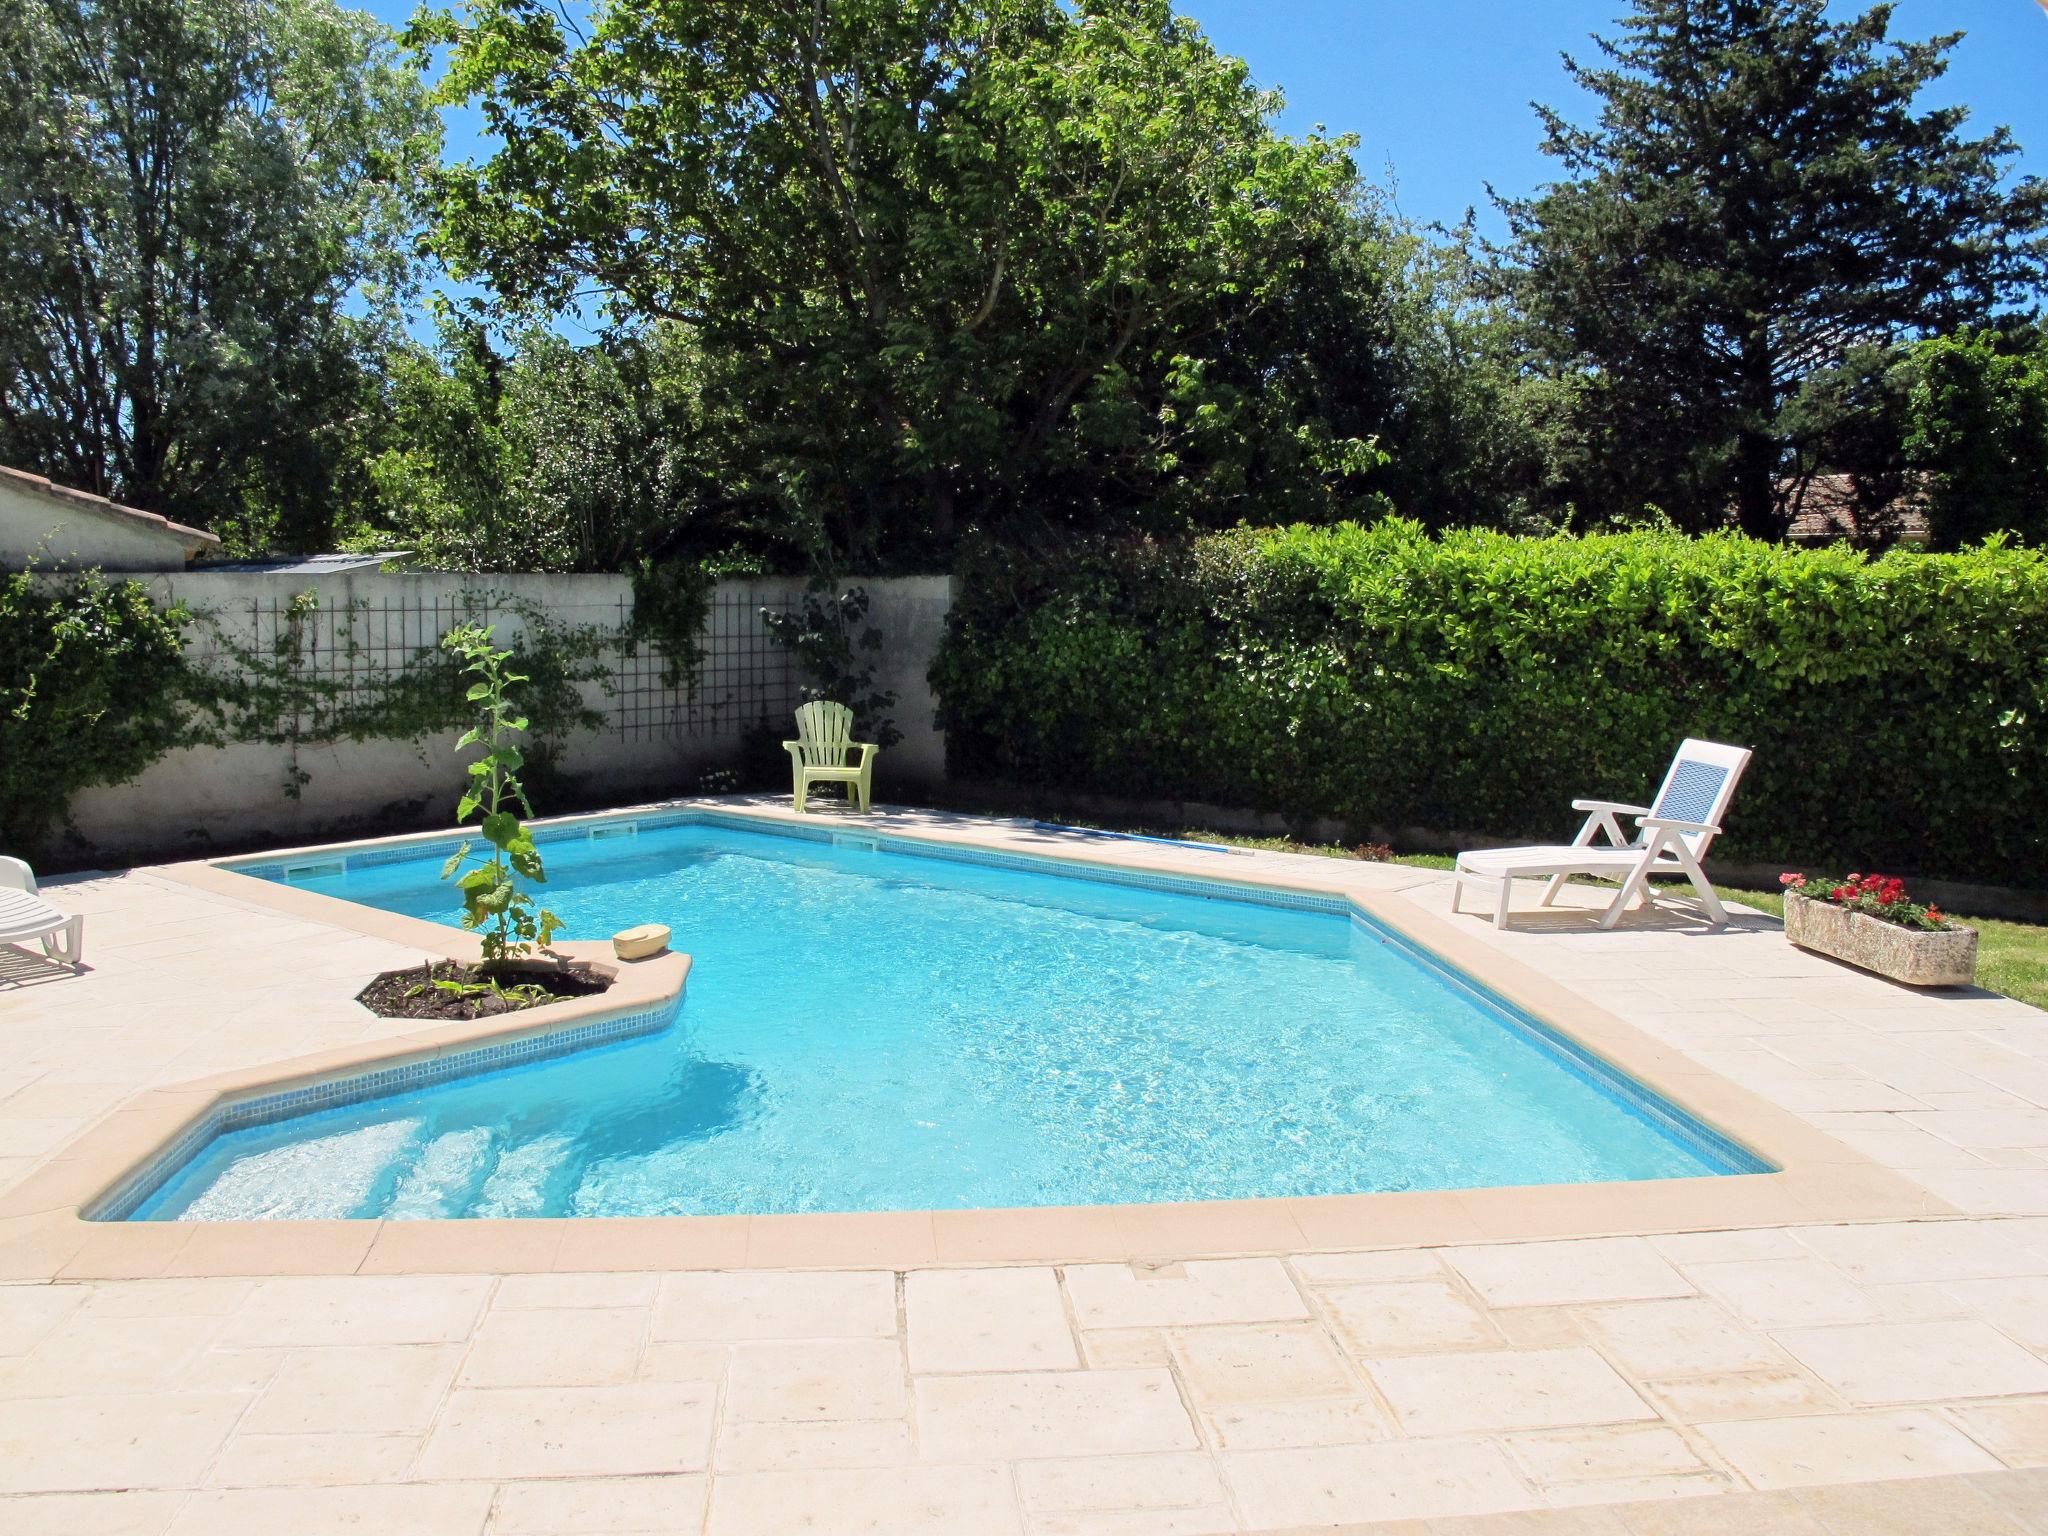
[1319, 1278, 1505, 1356]
[1944, 1276, 2048, 1352]
[1500, 1425, 1711, 1490]
[724, 1338, 906, 1422]
[1168, 1322, 1355, 1404]
[207, 1432, 421, 1488]
[1221, 1438, 1533, 1527]
[486, 1474, 711, 1534]
[0, 1285, 83, 1354]
[0, 1490, 188, 1536]
[1200, 1395, 1395, 1450]
[1945, 1400, 2048, 1468]
[1063, 1259, 1308, 1329]
[1366, 1347, 1657, 1435]
[1683, 1257, 1882, 1328]
[1635, 1367, 1842, 1422]
[220, 1275, 491, 1348]
[1576, 1297, 1788, 1378]
[1769, 1320, 2048, 1405]
[457, 1306, 647, 1388]
[1016, 1451, 1230, 1515]
[1790, 1476, 2036, 1536]
[1796, 1220, 2048, 1284]
[713, 1418, 919, 1473]
[164, 1483, 495, 1536]
[905, 1265, 1078, 1373]
[0, 1390, 254, 1492]
[705, 1463, 1021, 1536]
[417, 1382, 715, 1480]
[1699, 1409, 2004, 1489]
[915, 1368, 1199, 1460]
[241, 1343, 461, 1435]
[652, 1269, 896, 1340]
[1445, 1239, 1694, 1308]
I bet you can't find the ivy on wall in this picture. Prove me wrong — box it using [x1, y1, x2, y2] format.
[0, 570, 193, 849]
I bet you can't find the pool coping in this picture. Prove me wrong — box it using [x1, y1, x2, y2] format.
[1, 798, 1952, 1281]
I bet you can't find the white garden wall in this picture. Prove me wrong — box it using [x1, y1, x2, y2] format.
[63, 571, 953, 863]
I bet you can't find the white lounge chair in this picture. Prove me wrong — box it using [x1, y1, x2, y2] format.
[1452, 739, 1753, 931]
[0, 856, 84, 967]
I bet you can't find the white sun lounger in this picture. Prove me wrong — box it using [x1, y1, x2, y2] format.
[1452, 739, 1753, 931]
[0, 856, 84, 966]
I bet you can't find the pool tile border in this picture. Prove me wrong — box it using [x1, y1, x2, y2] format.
[1, 797, 1953, 1281]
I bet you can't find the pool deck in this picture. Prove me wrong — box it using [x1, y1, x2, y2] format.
[1, 798, 2046, 1533]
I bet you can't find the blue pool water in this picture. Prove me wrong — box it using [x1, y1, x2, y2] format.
[125, 818, 1762, 1220]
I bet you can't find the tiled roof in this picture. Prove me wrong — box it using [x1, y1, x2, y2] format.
[0, 464, 222, 554]
[1782, 473, 1930, 544]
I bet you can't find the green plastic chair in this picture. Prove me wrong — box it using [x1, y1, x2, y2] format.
[783, 700, 878, 813]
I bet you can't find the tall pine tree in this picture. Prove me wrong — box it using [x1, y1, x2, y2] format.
[1501, 0, 2047, 537]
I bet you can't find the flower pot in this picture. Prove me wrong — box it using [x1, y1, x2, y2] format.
[1783, 892, 1977, 987]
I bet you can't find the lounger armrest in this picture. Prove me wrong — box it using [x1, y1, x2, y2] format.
[853, 742, 879, 765]
[1571, 800, 1650, 816]
[1635, 816, 1719, 836]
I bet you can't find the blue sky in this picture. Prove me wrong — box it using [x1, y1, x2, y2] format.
[365, 0, 2048, 298]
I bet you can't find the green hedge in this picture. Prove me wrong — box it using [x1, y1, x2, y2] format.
[931, 522, 2048, 888]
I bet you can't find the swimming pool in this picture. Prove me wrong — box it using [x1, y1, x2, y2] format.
[118, 816, 1765, 1220]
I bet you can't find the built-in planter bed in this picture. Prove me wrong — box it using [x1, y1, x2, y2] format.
[1784, 890, 1978, 987]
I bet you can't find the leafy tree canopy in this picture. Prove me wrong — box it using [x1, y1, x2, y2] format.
[1500, 0, 2048, 538]
[415, 0, 1389, 567]
[0, 0, 438, 551]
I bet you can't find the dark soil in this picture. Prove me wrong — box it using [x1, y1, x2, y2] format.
[356, 958, 612, 1021]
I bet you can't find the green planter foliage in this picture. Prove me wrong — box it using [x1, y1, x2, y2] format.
[931, 524, 2048, 888]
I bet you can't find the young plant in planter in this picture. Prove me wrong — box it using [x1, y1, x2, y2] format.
[1779, 871, 1977, 987]
[441, 624, 563, 970]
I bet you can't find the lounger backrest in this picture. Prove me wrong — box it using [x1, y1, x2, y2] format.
[793, 700, 856, 768]
[1646, 739, 1753, 856]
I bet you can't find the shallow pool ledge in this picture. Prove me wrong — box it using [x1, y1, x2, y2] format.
[0, 944, 689, 1245]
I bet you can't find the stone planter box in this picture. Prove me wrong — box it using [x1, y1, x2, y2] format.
[1783, 892, 1978, 987]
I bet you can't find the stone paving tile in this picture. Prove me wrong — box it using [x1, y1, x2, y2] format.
[1770, 1320, 2048, 1406]
[652, 1270, 896, 1340]
[1445, 1241, 1693, 1308]
[1635, 1367, 1841, 1422]
[713, 1418, 918, 1473]
[906, 1265, 1077, 1373]
[417, 1382, 716, 1480]
[1365, 1348, 1655, 1435]
[724, 1338, 906, 1423]
[1946, 1400, 2048, 1469]
[1698, 1409, 2003, 1489]
[1792, 1475, 2035, 1535]
[220, 1275, 492, 1349]
[1680, 1257, 1882, 1329]
[485, 1474, 710, 1533]
[0, 1390, 255, 1493]
[1221, 1438, 1532, 1526]
[206, 1431, 421, 1488]
[1064, 1260, 1308, 1330]
[1168, 1323, 1355, 1404]
[241, 1343, 462, 1435]
[915, 1369, 1199, 1460]
[0, 1490, 189, 1536]
[163, 1483, 495, 1536]
[1575, 1297, 1787, 1378]
[704, 1463, 1021, 1536]
[1199, 1395, 1395, 1451]
[1320, 1279, 1504, 1356]
[457, 1306, 646, 1388]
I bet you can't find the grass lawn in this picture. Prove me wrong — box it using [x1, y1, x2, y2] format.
[1166, 829, 2048, 1012]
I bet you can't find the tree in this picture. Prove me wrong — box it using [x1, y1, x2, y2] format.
[1903, 328, 2048, 550]
[417, 0, 1382, 567]
[1500, 0, 2048, 538]
[0, 0, 437, 551]
[357, 318, 717, 573]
